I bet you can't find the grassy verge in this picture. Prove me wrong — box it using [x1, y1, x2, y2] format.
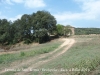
[31, 35, 100, 75]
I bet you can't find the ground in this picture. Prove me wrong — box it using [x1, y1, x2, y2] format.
[0, 35, 100, 75]
[0, 38, 75, 75]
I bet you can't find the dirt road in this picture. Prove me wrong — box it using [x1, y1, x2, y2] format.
[0, 38, 75, 75]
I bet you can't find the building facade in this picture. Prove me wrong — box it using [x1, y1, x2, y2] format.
[69, 27, 75, 35]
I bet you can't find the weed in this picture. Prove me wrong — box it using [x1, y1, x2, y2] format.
[20, 52, 25, 57]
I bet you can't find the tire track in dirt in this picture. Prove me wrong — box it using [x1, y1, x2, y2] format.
[0, 38, 65, 74]
[15, 39, 75, 75]
[0, 38, 75, 75]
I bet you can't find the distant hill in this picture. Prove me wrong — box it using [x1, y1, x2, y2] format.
[75, 28, 100, 35]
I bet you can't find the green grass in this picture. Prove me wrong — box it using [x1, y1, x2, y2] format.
[0, 71, 16, 75]
[0, 40, 64, 68]
[31, 35, 100, 75]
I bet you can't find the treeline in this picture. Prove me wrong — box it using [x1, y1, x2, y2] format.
[0, 10, 57, 45]
[75, 28, 100, 35]
[0, 10, 73, 46]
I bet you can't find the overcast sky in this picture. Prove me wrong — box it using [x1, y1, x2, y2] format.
[0, 0, 100, 28]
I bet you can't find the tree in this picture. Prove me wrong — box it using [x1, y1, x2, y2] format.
[0, 10, 57, 45]
[12, 19, 23, 43]
[20, 14, 32, 44]
[31, 10, 57, 43]
[21, 14, 31, 37]
[0, 19, 11, 45]
[11, 14, 32, 44]
[56, 24, 64, 36]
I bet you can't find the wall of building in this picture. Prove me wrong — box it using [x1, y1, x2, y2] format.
[69, 27, 75, 35]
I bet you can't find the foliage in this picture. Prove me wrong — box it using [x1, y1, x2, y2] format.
[0, 10, 57, 45]
[23, 38, 32, 44]
[31, 10, 56, 43]
[56, 24, 64, 36]
[0, 19, 12, 45]
[32, 11, 56, 33]
[56, 24, 72, 37]
[75, 28, 100, 35]
[20, 52, 25, 56]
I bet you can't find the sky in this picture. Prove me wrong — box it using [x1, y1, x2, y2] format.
[0, 0, 100, 28]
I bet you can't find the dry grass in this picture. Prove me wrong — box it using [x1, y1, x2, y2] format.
[29, 35, 100, 75]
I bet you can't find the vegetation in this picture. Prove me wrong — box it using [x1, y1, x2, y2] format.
[31, 35, 100, 75]
[0, 10, 72, 49]
[56, 24, 72, 37]
[75, 28, 100, 35]
[0, 40, 63, 65]
[0, 10, 56, 45]
[0, 34, 100, 75]
[1, 9, 100, 75]
[56, 24, 64, 36]
[0, 39, 64, 75]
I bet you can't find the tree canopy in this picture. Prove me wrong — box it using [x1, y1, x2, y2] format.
[0, 10, 57, 45]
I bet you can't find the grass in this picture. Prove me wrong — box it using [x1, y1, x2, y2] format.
[0, 40, 64, 70]
[1, 35, 100, 75]
[0, 71, 16, 75]
[30, 35, 100, 75]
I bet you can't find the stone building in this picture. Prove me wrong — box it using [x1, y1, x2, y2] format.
[65, 25, 75, 35]
[69, 26, 75, 35]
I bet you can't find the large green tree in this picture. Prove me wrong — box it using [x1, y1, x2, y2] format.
[20, 14, 32, 43]
[31, 10, 57, 43]
[0, 10, 57, 45]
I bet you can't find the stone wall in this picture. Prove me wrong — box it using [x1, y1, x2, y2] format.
[69, 27, 75, 35]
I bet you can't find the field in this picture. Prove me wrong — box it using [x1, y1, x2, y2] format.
[0, 35, 100, 75]
[29, 35, 100, 75]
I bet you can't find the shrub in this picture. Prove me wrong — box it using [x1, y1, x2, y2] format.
[20, 52, 25, 56]
[23, 38, 32, 44]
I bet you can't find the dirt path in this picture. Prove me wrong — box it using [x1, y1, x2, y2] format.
[15, 38, 75, 75]
[0, 38, 75, 75]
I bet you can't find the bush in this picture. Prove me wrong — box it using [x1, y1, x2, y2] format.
[20, 52, 25, 56]
[23, 38, 32, 44]
[39, 34, 50, 44]
[12, 39, 18, 44]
